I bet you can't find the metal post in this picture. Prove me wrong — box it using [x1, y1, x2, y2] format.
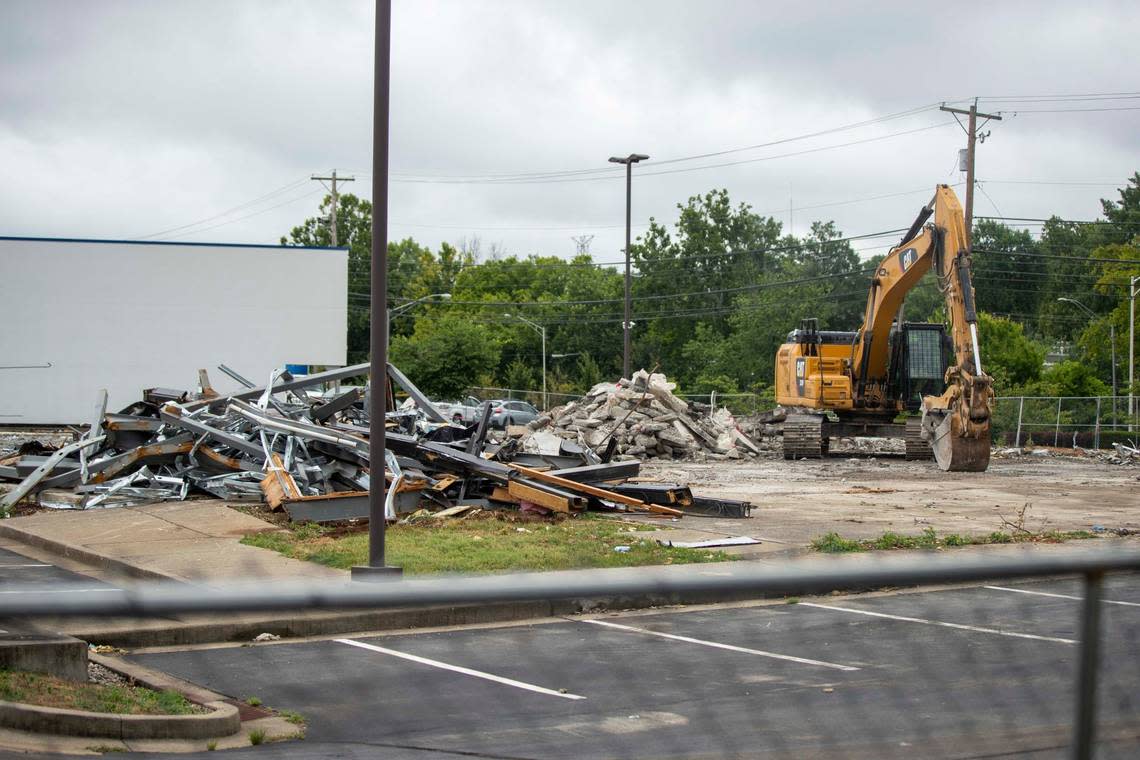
[1072, 571, 1103, 760]
[353, 0, 400, 581]
[1109, 322, 1117, 426]
[1129, 275, 1137, 432]
[1094, 397, 1101, 450]
[623, 160, 632, 379]
[608, 153, 648, 379]
[1054, 396, 1062, 447]
[1015, 396, 1024, 448]
[541, 325, 547, 411]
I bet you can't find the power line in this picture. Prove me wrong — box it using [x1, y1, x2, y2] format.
[134, 177, 309, 240]
[387, 123, 957, 185]
[369, 102, 948, 183]
[155, 188, 324, 241]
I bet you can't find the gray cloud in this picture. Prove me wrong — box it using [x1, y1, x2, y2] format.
[1, 0, 1136, 262]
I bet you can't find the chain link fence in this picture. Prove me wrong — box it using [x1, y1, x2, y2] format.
[4, 550, 1139, 758]
[993, 396, 1140, 450]
[470, 387, 1139, 451]
[469, 386, 778, 417]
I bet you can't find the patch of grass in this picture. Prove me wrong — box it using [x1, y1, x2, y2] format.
[810, 532, 864, 553]
[246, 696, 262, 707]
[0, 671, 201, 715]
[812, 528, 1098, 554]
[242, 513, 731, 574]
[279, 709, 306, 725]
[86, 747, 126, 754]
[206, 740, 218, 751]
[785, 597, 800, 605]
[249, 728, 267, 746]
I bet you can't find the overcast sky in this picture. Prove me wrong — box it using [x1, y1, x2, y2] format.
[2, 0, 1137, 263]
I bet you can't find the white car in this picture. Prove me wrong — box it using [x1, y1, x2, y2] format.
[434, 396, 485, 425]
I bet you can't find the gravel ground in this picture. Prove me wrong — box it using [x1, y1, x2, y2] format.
[635, 447, 1140, 550]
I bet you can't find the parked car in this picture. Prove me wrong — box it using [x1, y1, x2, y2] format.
[489, 400, 539, 428]
[434, 395, 485, 425]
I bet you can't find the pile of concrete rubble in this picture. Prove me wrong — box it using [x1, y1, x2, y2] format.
[525, 370, 761, 461]
[0, 363, 751, 522]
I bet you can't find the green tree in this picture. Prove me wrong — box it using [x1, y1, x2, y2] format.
[971, 219, 1043, 318]
[389, 315, 500, 399]
[976, 312, 1045, 391]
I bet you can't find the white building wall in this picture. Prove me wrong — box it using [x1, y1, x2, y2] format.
[0, 237, 347, 424]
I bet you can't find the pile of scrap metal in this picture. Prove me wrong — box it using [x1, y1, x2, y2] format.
[0, 362, 751, 522]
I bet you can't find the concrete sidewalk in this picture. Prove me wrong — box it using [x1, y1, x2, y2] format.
[0, 500, 344, 584]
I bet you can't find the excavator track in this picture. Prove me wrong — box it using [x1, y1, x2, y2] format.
[783, 414, 827, 459]
[904, 417, 933, 460]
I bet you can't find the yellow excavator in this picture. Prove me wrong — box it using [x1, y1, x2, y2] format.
[774, 184, 993, 471]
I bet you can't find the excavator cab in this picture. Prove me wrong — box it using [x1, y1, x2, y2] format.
[888, 323, 950, 411]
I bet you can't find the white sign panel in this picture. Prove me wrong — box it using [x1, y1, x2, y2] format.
[0, 237, 347, 424]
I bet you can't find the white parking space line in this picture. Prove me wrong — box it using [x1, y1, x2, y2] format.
[0, 564, 52, 568]
[335, 638, 586, 700]
[0, 588, 119, 595]
[581, 618, 860, 671]
[799, 603, 1076, 644]
[985, 585, 1140, 608]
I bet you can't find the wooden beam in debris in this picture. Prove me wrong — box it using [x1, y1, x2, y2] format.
[507, 464, 683, 517]
[505, 479, 588, 513]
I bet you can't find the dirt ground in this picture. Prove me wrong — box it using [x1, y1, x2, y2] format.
[635, 447, 1140, 553]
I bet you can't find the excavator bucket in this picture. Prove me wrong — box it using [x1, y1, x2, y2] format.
[928, 411, 990, 472]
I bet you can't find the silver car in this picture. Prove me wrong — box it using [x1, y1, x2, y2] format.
[489, 400, 539, 428]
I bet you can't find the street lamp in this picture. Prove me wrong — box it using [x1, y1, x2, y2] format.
[503, 312, 546, 410]
[1058, 297, 1117, 421]
[608, 152, 649, 379]
[388, 293, 451, 345]
[1129, 275, 1139, 431]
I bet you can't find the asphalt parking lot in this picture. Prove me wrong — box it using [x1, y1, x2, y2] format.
[127, 573, 1140, 759]
[0, 546, 112, 591]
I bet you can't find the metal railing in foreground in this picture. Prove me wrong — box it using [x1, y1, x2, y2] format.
[6, 546, 1139, 759]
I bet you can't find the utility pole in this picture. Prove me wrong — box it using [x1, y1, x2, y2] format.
[940, 100, 1002, 250]
[311, 170, 355, 247]
[608, 153, 649, 379]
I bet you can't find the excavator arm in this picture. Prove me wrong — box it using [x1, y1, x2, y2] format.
[850, 185, 993, 471]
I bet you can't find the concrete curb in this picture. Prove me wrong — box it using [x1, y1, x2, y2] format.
[71, 587, 808, 648]
[0, 523, 177, 583]
[0, 699, 240, 740]
[89, 653, 226, 706]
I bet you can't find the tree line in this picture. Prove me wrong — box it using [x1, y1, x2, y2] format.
[282, 173, 1140, 403]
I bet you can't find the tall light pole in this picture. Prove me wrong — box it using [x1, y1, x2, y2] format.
[388, 293, 451, 346]
[608, 153, 649, 379]
[1059, 297, 1117, 422]
[1130, 275, 1139, 431]
[353, 0, 398, 580]
[503, 313, 546, 410]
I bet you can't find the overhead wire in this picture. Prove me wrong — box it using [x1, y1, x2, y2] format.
[134, 177, 311, 240]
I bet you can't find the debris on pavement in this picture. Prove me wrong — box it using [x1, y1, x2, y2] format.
[0, 363, 752, 524]
[654, 536, 761, 549]
[524, 370, 762, 461]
